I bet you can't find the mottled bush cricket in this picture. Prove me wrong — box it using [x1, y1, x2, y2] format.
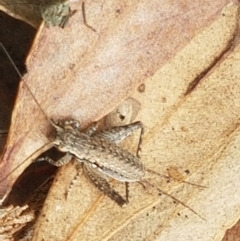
[0, 42, 205, 220]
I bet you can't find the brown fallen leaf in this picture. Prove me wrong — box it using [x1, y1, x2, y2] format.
[1, 0, 240, 241]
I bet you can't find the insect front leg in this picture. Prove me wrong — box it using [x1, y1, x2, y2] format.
[36, 153, 73, 167]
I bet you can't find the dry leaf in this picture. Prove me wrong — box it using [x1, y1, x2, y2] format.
[1, 0, 240, 241]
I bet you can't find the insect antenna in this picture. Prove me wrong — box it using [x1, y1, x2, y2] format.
[141, 179, 205, 220]
[146, 169, 207, 189]
[132, 122, 205, 219]
[0, 42, 56, 185]
[0, 42, 54, 126]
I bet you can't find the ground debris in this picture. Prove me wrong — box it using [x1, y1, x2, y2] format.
[0, 204, 34, 241]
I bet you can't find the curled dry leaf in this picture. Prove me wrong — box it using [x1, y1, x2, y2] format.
[0, 0, 240, 241]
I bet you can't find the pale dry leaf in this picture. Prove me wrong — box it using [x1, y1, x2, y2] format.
[24, 2, 240, 241]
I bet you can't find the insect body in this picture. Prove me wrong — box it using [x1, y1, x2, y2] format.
[52, 120, 144, 182]
[41, 119, 145, 206]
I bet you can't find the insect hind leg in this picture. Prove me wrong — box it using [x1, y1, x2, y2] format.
[95, 121, 144, 146]
[83, 164, 128, 207]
